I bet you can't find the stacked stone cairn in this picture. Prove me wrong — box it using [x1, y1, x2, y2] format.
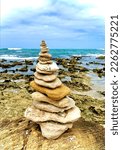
[24, 40, 81, 139]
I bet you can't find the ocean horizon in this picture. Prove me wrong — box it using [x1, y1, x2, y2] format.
[0, 48, 105, 60]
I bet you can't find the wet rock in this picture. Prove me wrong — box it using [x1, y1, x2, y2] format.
[89, 61, 105, 65]
[0, 69, 8, 73]
[68, 65, 89, 73]
[55, 58, 69, 67]
[9, 70, 16, 73]
[70, 94, 105, 124]
[69, 58, 78, 64]
[12, 61, 23, 66]
[3, 79, 11, 82]
[65, 80, 91, 91]
[79, 66, 89, 72]
[64, 75, 91, 91]
[71, 55, 82, 60]
[98, 91, 105, 96]
[96, 56, 105, 59]
[93, 68, 105, 77]
[0, 61, 23, 68]
[0, 81, 19, 90]
[0, 63, 14, 68]
[24, 75, 34, 82]
[12, 73, 23, 79]
[0, 59, 7, 62]
[30, 68, 36, 72]
[24, 60, 33, 65]
[17, 66, 28, 72]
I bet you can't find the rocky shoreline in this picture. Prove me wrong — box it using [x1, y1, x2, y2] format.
[0, 56, 105, 123]
[0, 55, 105, 149]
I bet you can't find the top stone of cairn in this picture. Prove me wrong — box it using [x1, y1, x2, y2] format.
[39, 40, 52, 64]
[40, 40, 49, 53]
[40, 40, 47, 48]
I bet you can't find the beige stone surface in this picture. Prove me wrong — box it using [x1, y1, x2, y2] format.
[36, 66, 54, 74]
[0, 118, 105, 150]
[39, 121, 73, 139]
[24, 106, 81, 123]
[34, 78, 62, 89]
[36, 62, 59, 72]
[39, 60, 53, 64]
[40, 48, 49, 53]
[34, 72, 57, 82]
[39, 53, 52, 58]
[30, 81, 71, 100]
[40, 40, 47, 47]
[31, 92, 75, 108]
[40, 47, 49, 53]
[38, 57, 51, 61]
[33, 101, 74, 113]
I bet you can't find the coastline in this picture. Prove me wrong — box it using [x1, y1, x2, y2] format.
[0, 56, 105, 124]
[0, 56, 105, 149]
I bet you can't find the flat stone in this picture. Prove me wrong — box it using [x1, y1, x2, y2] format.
[36, 66, 55, 75]
[34, 72, 57, 82]
[24, 106, 81, 123]
[40, 40, 47, 47]
[33, 101, 74, 112]
[31, 92, 75, 108]
[34, 78, 62, 89]
[41, 50, 49, 53]
[40, 47, 49, 53]
[39, 121, 73, 139]
[30, 81, 70, 100]
[39, 57, 51, 61]
[36, 62, 59, 72]
[39, 60, 53, 64]
[39, 53, 52, 58]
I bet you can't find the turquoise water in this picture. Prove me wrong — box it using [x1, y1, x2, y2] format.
[0, 48, 104, 59]
[0, 48, 105, 93]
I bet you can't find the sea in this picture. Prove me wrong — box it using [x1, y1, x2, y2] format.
[0, 48, 105, 60]
[0, 48, 105, 71]
[0, 48, 105, 99]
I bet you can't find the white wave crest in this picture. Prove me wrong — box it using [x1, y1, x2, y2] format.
[85, 54, 105, 57]
[8, 48, 22, 50]
[0, 55, 38, 60]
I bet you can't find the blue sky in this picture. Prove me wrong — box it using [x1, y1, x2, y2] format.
[0, 0, 105, 48]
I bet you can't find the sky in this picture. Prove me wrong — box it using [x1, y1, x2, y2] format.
[0, 0, 105, 48]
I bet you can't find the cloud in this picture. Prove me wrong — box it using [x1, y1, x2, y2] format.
[0, 0, 105, 48]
